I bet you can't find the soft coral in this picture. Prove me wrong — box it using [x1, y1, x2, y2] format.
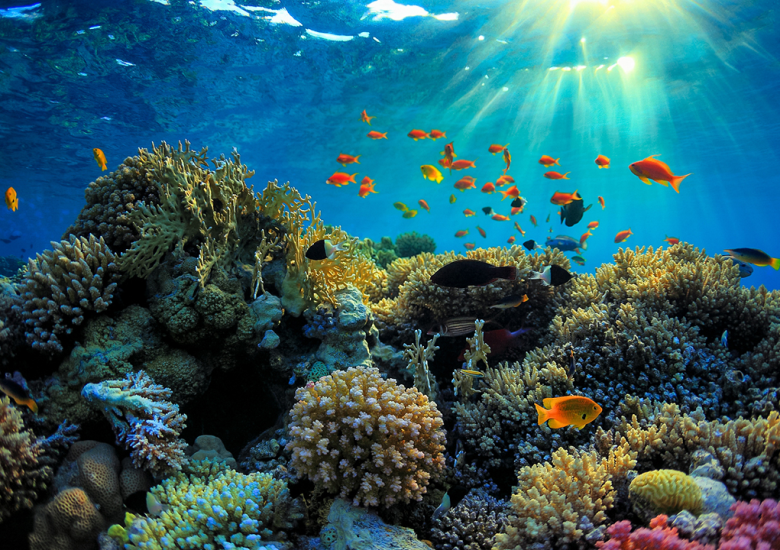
[719, 499, 780, 550]
[597, 515, 715, 550]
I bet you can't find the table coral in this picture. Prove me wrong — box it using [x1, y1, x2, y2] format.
[719, 498, 780, 550]
[14, 234, 120, 354]
[286, 366, 446, 508]
[81, 371, 188, 477]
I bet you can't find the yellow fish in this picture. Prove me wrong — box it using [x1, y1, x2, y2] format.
[402, 209, 418, 219]
[93, 148, 107, 171]
[0, 378, 38, 413]
[535, 396, 602, 429]
[420, 164, 444, 184]
[393, 202, 408, 211]
[5, 187, 18, 212]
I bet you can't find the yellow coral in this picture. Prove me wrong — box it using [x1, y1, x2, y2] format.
[629, 469, 703, 517]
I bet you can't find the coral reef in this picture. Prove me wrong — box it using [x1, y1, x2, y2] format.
[629, 469, 703, 521]
[395, 231, 436, 258]
[14, 234, 120, 353]
[82, 371, 188, 477]
[429, 489, 509, 550]
[719, 498, 780, 550]
[402, 329, 439, 400]
[597, 515, 715, 550]
[185, 434, 237, 469]
[667, 511, 724, 547]
[286, 366, 446, 508]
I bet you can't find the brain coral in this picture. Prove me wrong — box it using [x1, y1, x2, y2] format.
[629, 469, 703, 520]
[285, 366, 446, 508]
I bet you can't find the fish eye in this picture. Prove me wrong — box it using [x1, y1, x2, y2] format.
[582, 413, 587, 419]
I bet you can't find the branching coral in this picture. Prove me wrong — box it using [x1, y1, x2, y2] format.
[285, 366, 446, 508]
[81, 371, 188, 477]
[403, 328, 439, 400]
[14, 234, 120, 353]
[597, 516, 715, 550]
[429, 489, 509, 550]
[719, 499, 780, 550]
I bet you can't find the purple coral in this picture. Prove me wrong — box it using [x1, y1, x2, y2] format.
[718, 499, 780, 550]
[81, 370, 187, 477]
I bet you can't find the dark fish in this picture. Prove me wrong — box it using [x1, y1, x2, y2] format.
[559, 198, 592, 227]
[9, 231, 21, 240]
[511, 197, 527, 209]
[305, 239, 346, 261]
[0, 377, 38, 413]
[123, 490, 149, 515]
[482, 207, 495, 216]
[431, 259, 517, 288]
[530, 265, 573, 287]
[0, 239, 10, 244]
[522, 240, 540, 251]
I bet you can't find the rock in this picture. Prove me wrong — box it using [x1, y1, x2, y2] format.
[692, 475, 735, 519]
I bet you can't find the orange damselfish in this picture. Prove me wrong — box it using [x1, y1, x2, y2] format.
[488, 143, 508, 154]
[5, 187, 18, 212]
[326, 172, 357, 187]
[360, 110, 375, 125]
[500, 185, 520, 201]
[429, 129, 446, 140]
[550, 190, 581, 206]
[336, 154, 360, 166]
[538, 155, 559, 167]
[544, 171, 570, 180]
[358, 177, 377, 198]
[481, 182, 495, 194]
[454, 178, 476, 191]
[535, 396, 602, 429]
[451, 159, 476, 170]
[366, 131, 387, 139]
[407, 129, 428, 140]
[629, 155, 690, 193]
[93, 148, 107, 171]
[595, 155, 610, 168]
[615, 228, 633, 243]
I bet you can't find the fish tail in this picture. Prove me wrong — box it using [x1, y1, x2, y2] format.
[25, 399, 38, 414]
[669, 173, 690, 193]
[355, 156, 361, 164]
[535, 403, 548, 425]
[563, 172, 570, 179]
[771, 258, 780, 270]
[555, 158, 560, 165]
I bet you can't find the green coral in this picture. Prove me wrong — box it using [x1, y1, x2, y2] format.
[395, 231, 435, 258]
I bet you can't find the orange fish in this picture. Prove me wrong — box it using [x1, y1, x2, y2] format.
[451, 159, 476, 170]
[500, 185, 520, 201]
[511, 207, 522, 215]
[419, 199, 430, 212]
[454, 178, 476, 191]
[455, 230, 469, 237]
[530, 215, 537, 227]
[580, 230, 592, 248]
[463, 209, 476, 217]
[629, 155, 690, 193]
[538, 155, 560, 168]
[598, 196, 605, 209]
[438, 158, 452, 169]
[441, 142, 456, 161]
[408, 129, 428, 141]
[544, 171, 570, 180]
[595, 155, 610, 168]
[664, 235, 680, 246]
[535, 396, 602, 430]
[367, 131, 387, 140]
[587, 221, 599, 230]
[507, 236, 516, 244]
[488, 143, 509, 154]
[360, 110, 375, 125]
[492, 214, 509, 221]
[550, 190, 581, 206]
[429, 129, 446, 140]
[464, 242, 475, 250]
[496, 175, 515, 186]
[514, 221, 525, 236]
[337, 154, 360, 166]
[358, 177, 377, 198]
[5, 187, 18, 212]
[93, 148, 107, 171]
[614, 229, 633, 243]
[481, 182, 496, 194]
[477, 226, 487, 238]
[502, 148, 511, 174]
[326, 172, 357, 187]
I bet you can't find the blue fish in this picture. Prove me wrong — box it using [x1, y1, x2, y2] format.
[545, 235, 581, 253]
[725, 256, 753, 278]
[721, 330, 728, 348]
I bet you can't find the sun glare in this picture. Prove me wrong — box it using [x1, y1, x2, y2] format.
[616, 56, 635, 72]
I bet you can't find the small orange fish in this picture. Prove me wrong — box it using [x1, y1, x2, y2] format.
[5, 187, 18, 212]
[507, 236, 516, 244]
[367, 131, 387, 140]
[438, 158, 452, 169]
[629, 155, 690, 193]
[502, 148, 511, 174]
[544, 171, 570, 180]
[336, 153, 360, 166]
[510, 207, 522, 215]
[538, 155, 560, 167]
[360, 110, 375, 125]
[492, 214, 509, 221]
[530, 215, 537, 227]
[550, 190, 581, 206]
[514, 221, 525, 236]
[93, 148, 107, 171]
[464, 242, 476, 250]
[496, 175, 515, 185]
[451, 159, 476, 170]
[579, 230, 592, 248]
[463, 209, 476, 217]
[535, 396, 602, 430]
[587, 221, 599, 230]
[500, 185, 520, 201]
[595, 155, 610, 168]
[358, 177, 377, 198]
[664, 235, 680, 245]
[429, 129, 446, 140]
[408, 129, 428, 141]
[441, 142, 456, 160]
[419, 199, 430, 212]
[598, 196, 605, 209]
[477, 226, 487, 238]
[488, 143, 509, 154]
[326, 172, 357, 187]
[454, 178, 476, 191]
[614, 228, 633, 243]
[481, 182, 496, 194]
[455, 230, 469, 237]
[449, 194, 457, 204]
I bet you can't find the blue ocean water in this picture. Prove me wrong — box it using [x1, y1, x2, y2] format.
[0, 0, 778, 287]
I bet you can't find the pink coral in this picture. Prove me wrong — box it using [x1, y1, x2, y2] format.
[598, 516, 715, 550]
[718, 499, 780, 550]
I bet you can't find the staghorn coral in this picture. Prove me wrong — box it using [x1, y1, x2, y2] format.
[629, 469, 703, 520]
[82, 371, 188, 477]
[719, 498, 780, 550]
[285, 366, 446, 508]
[14, 234, 120, 354]
[597, 516, 715, 550]
[403, 328, 439, 400]
[429, 489, 509, 550]
[494, 443, 637, 550]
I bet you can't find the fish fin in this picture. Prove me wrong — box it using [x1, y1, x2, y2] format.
[563, 172, 570, 179]
[584, 204, 592, 212]
[771, 258, 780, 270]
[534, 403, 548, 425]
[668, 173, 690, 193]
[27, 399, 38, 414]
[638, 175, 652, 185]
[547, 418, 565, 429]
[645, 154, 661, 160]
[542, 397, 557, 408]
[654, 179, 669, 187]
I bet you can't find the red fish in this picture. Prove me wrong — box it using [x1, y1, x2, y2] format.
[500, 185, 520, 201]
[511, 207, 522, 215]
[629, 155, 690, 193]
[438, 158, 452, 169]
[358, 177, 377, 198]
[464, 242, 475, 250]
[664, 235, 680, 245]
[360, 110, 375, 125]
[326, 172, 357, 187]
[481, 182, 496, 194]
[538, 155, 559, 167]
[492, 214, 509, 221]
[454, 178, 476, 191]
[429, 129, 446, 140]
[595, 155, 610, 168]
[507, 236, 516, 244]
[598, 196, 605, 209]
[614, 228, 633, 243]
[579, 230, 592, 248]
[477, 226, 487, 238]
[488, 143, 509, 154]
[419, 199, 430, 212]
[514, 221, 525, 236]
[463, 209, 476, 217]
[455, 230, 469, 237]
[530, 215, 537, 227]
[587, 221, 599, 229]
[497, 175, 515, 186]
[550, 190, 581, 205]
[367, 131, 387, 140]
[502, 148, 511, 174]
[337, 154, 360, 166]
[451, 159, 476, 170]
[544, 171, 570, 180]
[408, 129, 428, 141]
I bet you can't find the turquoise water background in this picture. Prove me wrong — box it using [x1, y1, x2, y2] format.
[0, 0, 778, 287]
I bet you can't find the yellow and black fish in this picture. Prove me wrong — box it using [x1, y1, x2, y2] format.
[0, 378, 38, 413]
